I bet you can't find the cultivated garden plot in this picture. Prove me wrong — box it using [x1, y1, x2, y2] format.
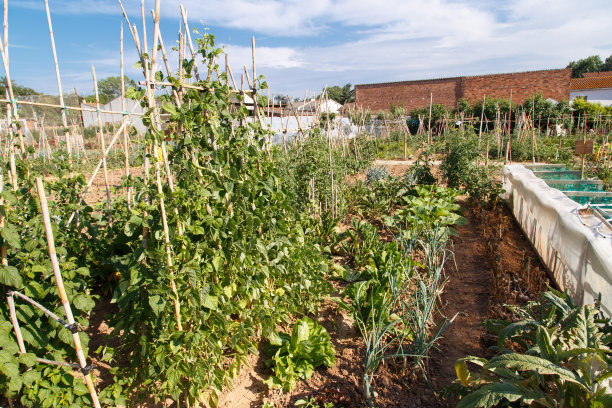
[0, 1, 611, 408]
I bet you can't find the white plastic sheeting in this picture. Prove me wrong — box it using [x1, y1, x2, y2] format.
[248, 116, 361, 145]
[502, 164, 612, 316]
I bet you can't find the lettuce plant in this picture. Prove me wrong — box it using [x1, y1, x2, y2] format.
[263, 317, 335, 391]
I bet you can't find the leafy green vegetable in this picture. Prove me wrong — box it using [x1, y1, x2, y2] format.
[455, 290, 612, 408]
[264, 317, 335, 391]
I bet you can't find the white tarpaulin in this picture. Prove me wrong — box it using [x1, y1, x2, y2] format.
[503, 164, 612, 316]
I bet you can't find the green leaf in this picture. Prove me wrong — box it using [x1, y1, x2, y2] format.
[0, 362, 19, 379]
[18, 353, 38, 367]
[497, 320, 537, 350]
[488, 354, 587, 390]
[535, 326, 556, 362]
[22, 369, 41, 386]
[0, 265, 23, 288]
[211, 256, 223, 272]
[202, 295, 218, 311]
[148, 295, 166, 317]
[1, 224, 21, 248]
[457, 383, 524, 408]
[73, 380, 89, 396]
[73, 294, 95, 313]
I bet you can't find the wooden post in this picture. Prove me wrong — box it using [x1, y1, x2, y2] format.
[35, 178, 102, 408]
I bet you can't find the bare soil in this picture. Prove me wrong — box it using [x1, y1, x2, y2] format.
[214, 164, 550, 408]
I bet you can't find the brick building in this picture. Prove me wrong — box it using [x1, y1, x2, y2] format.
[354, 68, 571, 112]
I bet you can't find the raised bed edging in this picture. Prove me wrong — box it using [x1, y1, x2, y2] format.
[502, 164, 612, 316]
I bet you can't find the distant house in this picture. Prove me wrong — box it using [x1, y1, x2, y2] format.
[570, 75, 612, 106]
[294, 99, 343, 114]
[81, 96, 146, 133]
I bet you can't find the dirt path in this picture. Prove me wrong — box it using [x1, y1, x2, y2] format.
[429, 209, 492, 394]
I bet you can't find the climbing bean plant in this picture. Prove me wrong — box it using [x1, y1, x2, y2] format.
[108, 33, 332, 406]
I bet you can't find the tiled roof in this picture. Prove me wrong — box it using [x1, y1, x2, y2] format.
[570, 76, 612, 90]
[583, 71, 612, 78]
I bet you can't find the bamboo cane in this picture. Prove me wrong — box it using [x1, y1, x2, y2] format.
[44, 0, 72, 165]
[66, 98, 144, 226]
[91, 66, 113, 219]
[149, 1, 182, 332]
[179, 4, 201, 81]
[35, 178, 101, 408]
[427, 92, 433, 144]
[0, 3, 24, 158]
[478, 95, 486, 151]
[0, 27, 22, 192]
[120, 23, 131, 211]
[0, 98, 143, 115]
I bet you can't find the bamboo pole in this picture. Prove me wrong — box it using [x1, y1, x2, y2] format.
[2, 0, 19, 192]
[0, 11, 22, 192]
[0, 2, 24, 158]
[120, 23, 131, 211]
[65, 97, 144, 226]
[91, 66, 112, 218]
[478, 95, 486, 151]
[148, 1, 182, 332]
[35, 178, 101, 408]
[140, 0, 148, 63]
[179, 4, 201, 81]
[427, 92, 433, 144]
[44, 0, 72, 165]
[0, 98, 143, 115]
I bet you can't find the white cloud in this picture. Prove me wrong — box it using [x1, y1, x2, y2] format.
[9, 0, 612, 97]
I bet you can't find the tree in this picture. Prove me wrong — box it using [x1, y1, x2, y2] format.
[325, 84, 354, 104]
[0, 77, 39, 97]
[274, 94, 290, 106]
[567, 55, 604, 78]
[85, 75, 138, 104]
[603, 55, 612, 72]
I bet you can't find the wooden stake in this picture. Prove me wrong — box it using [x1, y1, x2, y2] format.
[35, 178, 101, 408]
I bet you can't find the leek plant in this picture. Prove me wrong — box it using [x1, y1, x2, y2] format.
[351, 226, 457, 407]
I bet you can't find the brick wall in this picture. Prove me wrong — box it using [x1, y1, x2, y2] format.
[354, 77, 462, 112]
[462, 69, 571, 103]
[355, 68, 571, 111]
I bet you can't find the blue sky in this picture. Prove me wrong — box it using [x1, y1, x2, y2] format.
[5, 0, 612, 98]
